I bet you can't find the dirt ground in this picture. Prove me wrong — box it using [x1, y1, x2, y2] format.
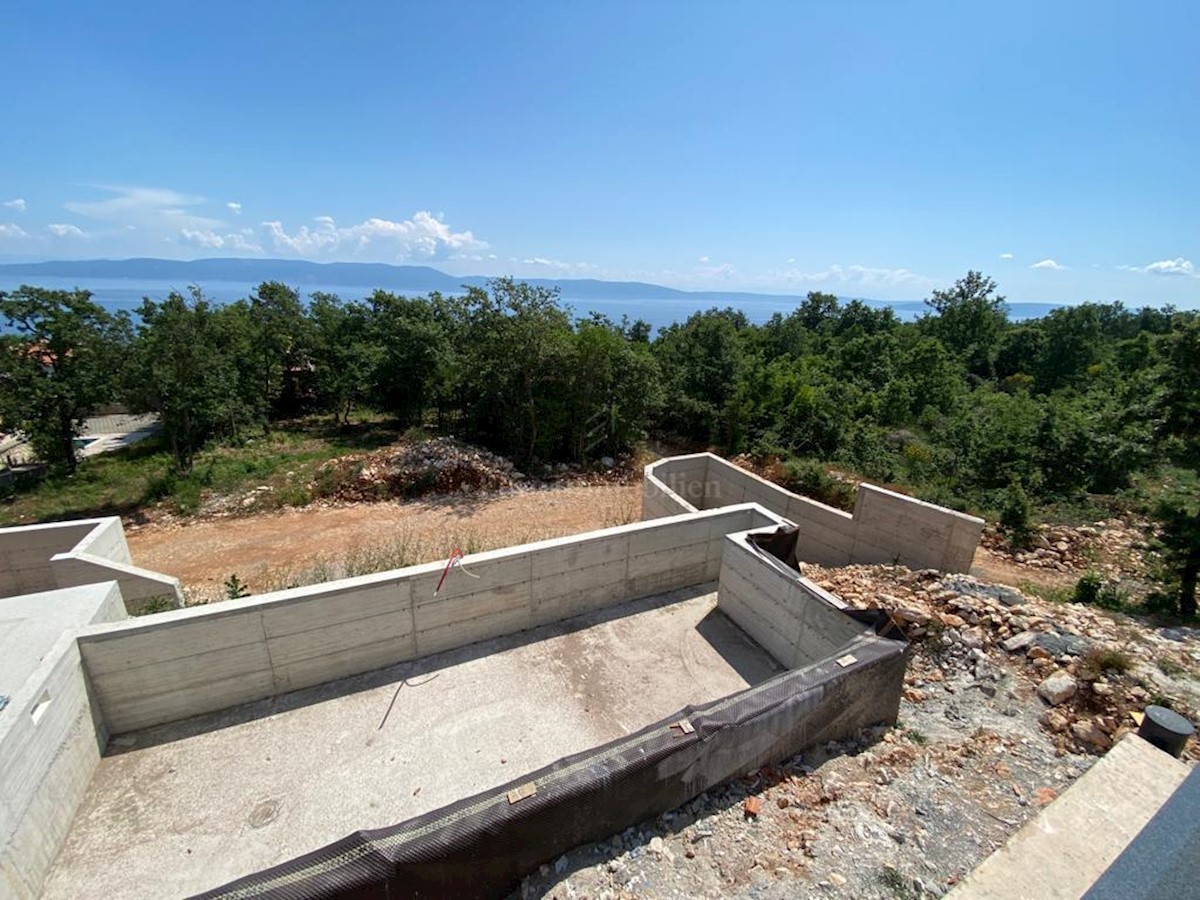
[126, 483, 642, 602]
[968, 545, 1074, 592]
[125, 485, 1070, 607]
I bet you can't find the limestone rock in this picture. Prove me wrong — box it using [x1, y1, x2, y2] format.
[1001, 631, 1037, 653]
[1037, 672, 1078, 706]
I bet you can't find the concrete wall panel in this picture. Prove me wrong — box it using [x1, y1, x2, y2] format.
[0, 522, 94, 599]
[718, 534, 871, 670]
[259, 582, 410, 638]
[77, 507, 771, 734]
[266, 607, 415, 671]
[646, 454, 983, 573]
[0, 518, 181, 612]
[80, 611, 266, 675]
[0, 631, 106, 900]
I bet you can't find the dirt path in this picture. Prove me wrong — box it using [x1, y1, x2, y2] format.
[127, 483, 641, 602]
[970, 545, 1075, 594]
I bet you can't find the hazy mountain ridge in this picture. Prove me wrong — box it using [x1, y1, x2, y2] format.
[0, 257, 1069, 318]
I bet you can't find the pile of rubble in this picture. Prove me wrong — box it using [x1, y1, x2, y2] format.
[517, 564, 1198, 899]
[805, 564, 1198, 758]
[983, 519, 1153, 578]
[312, 437, 522, 502]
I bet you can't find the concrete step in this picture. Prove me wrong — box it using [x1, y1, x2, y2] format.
[947, 734, 1191, 900]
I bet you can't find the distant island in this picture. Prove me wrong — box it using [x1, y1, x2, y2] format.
[0, 257, 1066, 321]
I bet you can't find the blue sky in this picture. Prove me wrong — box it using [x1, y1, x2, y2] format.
[1, 1, 1197, 305]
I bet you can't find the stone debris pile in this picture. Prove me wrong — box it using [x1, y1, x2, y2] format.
[983, 519, 1153, 577]
[313, 437, 521, 501]
[805, 564, 1199, 759]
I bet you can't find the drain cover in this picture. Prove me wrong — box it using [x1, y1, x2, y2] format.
[248, 799, 281, 828]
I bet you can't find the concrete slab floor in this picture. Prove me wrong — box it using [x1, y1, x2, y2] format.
[41, 585, 783, 899]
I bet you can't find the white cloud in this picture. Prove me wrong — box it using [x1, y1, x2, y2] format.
[65, 185, 224, 232]
[999, 252, 1014, 260]
[262, 211, 485, 260]
[227, 201, 242, 215]
[46, 223, 87, 237]
[3, 198, 26, 212]
[1121, 257, 1196, 277]
[180, 228, 262, 253]
[697, 262, 736, 280]
[0, 223, 28, 238]
[1031, 258, 1067, 270]
[772, 263, 934, 288]
[697, 255, 710, 263]
[519, 256, 596, 273]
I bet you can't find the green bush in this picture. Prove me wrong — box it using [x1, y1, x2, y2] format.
[1073, 571, 1103, 605]
[1072, 571, 1129, 611]
[1000, 478, 1033, 547]
[224, 573, 250, 599]
[778, 458, 856, 511]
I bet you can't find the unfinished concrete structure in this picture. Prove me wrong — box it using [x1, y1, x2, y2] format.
[0, 518, 183, 615]
[644, 452, 983, 572]
[2, 456, 983, 899]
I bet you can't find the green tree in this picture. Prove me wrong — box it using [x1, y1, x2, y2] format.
[308, 293, 379, 424]
[653, 308, 747, 446]
[922, 271, 1009, 378]
[1156, 488, 1199, 619]
[247, 281, 312, 424]
[1154, 321, 1200, 616]
[367, 291, 446, 426]
[570, 320, 662, 459]
[131, 289, 247, 472]
[0, 286, 127, 472]
[457, 279, 576, 464]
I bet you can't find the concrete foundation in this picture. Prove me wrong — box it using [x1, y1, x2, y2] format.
[0, 518, 182, 614]
[40, 587, 782, 899]
[644, 453, 984, 573]
[0, 454, 932, 898]
[0, 584, 124, 900]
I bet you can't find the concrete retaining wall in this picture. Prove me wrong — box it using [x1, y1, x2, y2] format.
[641, 455, 704, 519]
[78, 505, 780, 735]
[717, 532, 869, 669]
[0, 586, 118, 900]
[0, 522, 95, 599]
[645, 454, 983, 573]
[0, 518, 183, 614]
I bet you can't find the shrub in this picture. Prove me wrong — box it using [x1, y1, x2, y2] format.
[778, 458, 856, 511]
[1072, 571, 1129, 611]
[1073, 571, 1103, 606]
[1082, 647, 1133, 676]
[1000, 478, 1033, 548]
[133, 596, 177, 616]
[224, 573, 250, 599]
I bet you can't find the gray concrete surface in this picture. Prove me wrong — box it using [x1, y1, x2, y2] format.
[0, 584, 122, 900]
[1084, 764, 1200, 900]
[0, 585, 124, 699]
[0, 517, 182, 613]
[718, 532, 869, 669]
[41, 586, 783, 899]
[947, 734, 1191, 900]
